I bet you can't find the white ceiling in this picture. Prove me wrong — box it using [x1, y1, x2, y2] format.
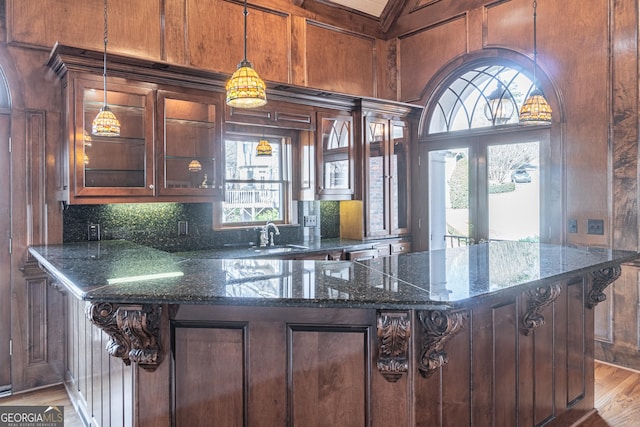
[328, 0, 388, 17]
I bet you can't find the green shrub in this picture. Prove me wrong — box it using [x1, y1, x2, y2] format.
[488, 182, 516, 194]
[449, 157, 469, 209]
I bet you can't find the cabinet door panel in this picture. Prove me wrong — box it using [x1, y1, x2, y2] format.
[317, 111, 355, 199]
[75, 77, 154, 197]
[289, 326, 369, 426]
[390, 121, 410, 235]
[158, 91, 222, 197]
[366, 118, 390, 237]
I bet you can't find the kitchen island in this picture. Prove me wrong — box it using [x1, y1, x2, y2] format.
[28, 240, 637, 426]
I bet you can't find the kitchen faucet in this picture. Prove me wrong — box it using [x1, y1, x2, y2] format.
[259, 221, 280, 247]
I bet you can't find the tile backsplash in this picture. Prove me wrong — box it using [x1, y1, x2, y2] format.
[63, 203, 305, 252]
[63, 201, 343, 251]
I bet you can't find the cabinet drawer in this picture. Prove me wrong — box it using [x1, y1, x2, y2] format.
[391, 241, 411, 254]
[225, 103, 315, 130]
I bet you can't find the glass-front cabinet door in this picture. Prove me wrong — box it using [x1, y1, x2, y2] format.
[365, 117, 389, 236]
[389, 121, 410, 235]
[157, 91, 222, 197]
[364, 118, 410, 238]
[317, 111, 354, 199]
[76, 76, 154, 197]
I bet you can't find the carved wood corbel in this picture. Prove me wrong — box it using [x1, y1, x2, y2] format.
[586, 265, 622, 309]
[520, 282, 562, 336]
[417, 309, 467, 378]
[376, 311, 411, 382]
[86, 302, 163, 371]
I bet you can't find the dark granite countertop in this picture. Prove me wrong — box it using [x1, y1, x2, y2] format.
[28, 240, 638, 309]
[171, 238, 383, 259]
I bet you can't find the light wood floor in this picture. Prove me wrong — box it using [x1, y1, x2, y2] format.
[0, 383, 85, 426]
[0, 362, 638, 426]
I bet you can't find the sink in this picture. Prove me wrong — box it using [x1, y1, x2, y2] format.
[250, 244, 309, 253]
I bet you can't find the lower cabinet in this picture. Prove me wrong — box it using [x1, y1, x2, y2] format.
[63, 274, 597, 427]
[11, 260, 65, 392]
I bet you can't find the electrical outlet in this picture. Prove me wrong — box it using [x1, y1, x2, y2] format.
[568, 219, 577, 233]
[178, 221, 188, 236]
[303, 215, 317, 227]
[87, 224, 101, 241]
[587, 219, 604, 235]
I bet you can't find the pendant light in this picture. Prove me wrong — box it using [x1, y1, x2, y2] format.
[225, 0, 267, 109]
[188, 159, 202, 172]
[519, 0, 552, 124]
[256, 139, 272, 156]
[484, 83, 515, 124]
[92, 0, 121, 136]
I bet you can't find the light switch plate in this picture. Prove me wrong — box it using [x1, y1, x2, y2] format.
[303, 215, 317, 227]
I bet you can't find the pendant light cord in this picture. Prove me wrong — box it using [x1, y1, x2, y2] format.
[102, 0, 109, 107]
[243, 0, 248, 63]
[532, 0, 538, 87]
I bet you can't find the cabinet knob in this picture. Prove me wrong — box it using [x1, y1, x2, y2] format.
[149, 184, 154, 189]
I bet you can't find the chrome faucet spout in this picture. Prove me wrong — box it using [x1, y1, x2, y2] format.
[259, 221, 280, 247]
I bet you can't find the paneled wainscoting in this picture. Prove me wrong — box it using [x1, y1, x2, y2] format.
[0, 362, 637, 427]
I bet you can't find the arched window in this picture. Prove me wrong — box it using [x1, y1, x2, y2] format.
[420, 59, 555, 251]
[429, 63, 534, 134]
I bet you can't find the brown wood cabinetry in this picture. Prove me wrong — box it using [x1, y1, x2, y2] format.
[316, 110, 356, 200]
[157, 90, 223, 197]
[49, 45, 224, 204]
[72, 76, 155, 199]
[225, 101, 315, 131]
[11, 259, 65, 392]
[62, 274, 600, 426]
[340, 101, 420, 240]
[363, 113, 411, 238]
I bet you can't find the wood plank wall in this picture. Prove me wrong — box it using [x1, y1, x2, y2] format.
[6, 0, 383, 98]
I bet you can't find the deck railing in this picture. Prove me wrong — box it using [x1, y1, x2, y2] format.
[225, 188, 278, 208]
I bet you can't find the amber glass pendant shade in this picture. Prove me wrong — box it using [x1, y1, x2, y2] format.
[92, 0, 120, 137]
[225, 0, 267, 109]
[226, 61, 267, 109]
[519, 88, 552, 124]
[256, 139, 272, 156]
[519, 0, 552, 125]
[188, 159, 203, 172]
[92, 105, 121, 136]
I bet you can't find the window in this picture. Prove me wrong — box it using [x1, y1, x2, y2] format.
[222, 135, 290, 225]
[422, 60, 554, 249]
[429, 64, 534, 134]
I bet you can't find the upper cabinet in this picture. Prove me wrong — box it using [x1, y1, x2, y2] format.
[49, 45, 225, 204]
[74, 76, 155, 198]
[339, 101, 420, 240]
[157, 90, 223, 198]
[316, 110, 356, 200]
[364, 117, 410, 237]
[48, 45, 423, 207]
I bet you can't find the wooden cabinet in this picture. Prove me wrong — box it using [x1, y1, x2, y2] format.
[11, 259, 65, 391]
[316, 110, 356, 199]
[225, 101, 315, 131]
[340, 101, 419, 241]
[49, 45, 225, 204]
[364, 116, 411, 237]
[157, 90, 223, 197]
[59, 75, 224, 204]
[73, 75, 155, 198]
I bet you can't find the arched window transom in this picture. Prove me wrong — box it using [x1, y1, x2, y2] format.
[429, 64, 534, 134]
